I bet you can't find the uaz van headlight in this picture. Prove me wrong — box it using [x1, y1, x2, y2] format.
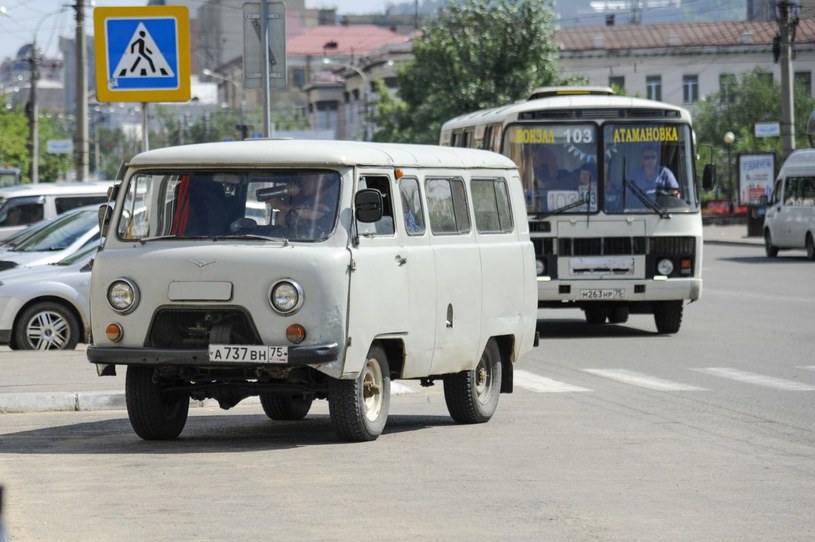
[107, 278, 139, 314]
[657, 258, 674, 276]
[270, 279, 303, 315]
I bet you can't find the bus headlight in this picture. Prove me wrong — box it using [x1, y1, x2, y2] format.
[536, 259, 546, 276]
[270, 279, 304, 315]
[657, 258, 674, 276]
[107, 278, 139, 314]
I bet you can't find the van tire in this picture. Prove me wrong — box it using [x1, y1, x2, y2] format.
[259, 394, 313, 420]
[584, 307, 608, 325]
[765, 230, 779, 258]
[328, 344, 390, 442]
[13, 301, 79, 351]
[609, 307, 630, 324]
[444, 339, 502, 424]
[654, 301, 683, 334]
[806, 234, 815, 261]
[126, 366, 189, 440]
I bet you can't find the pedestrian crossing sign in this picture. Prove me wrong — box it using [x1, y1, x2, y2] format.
[94, 6, 190, 102]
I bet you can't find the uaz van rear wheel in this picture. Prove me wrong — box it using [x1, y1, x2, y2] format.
[328, 344, 390, 442]
[444, 339, 502, 424]
[259, 394, 313, 420]
[126, 366, 189, 440]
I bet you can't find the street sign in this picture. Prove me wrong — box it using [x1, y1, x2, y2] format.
[46, 139, 73, 154]
[93, 6, 191, 102]
[243, 2, 287, 90]
[754, 121, 780, 138]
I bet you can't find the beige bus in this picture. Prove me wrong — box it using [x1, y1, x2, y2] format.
[88, 140, 538, 442]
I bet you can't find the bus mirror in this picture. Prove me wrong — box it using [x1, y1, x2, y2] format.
[702, 164, 716, 190]
[98, 204, 113, 237]
[355, 188, 383, 223]
[107, 183, 120, 201]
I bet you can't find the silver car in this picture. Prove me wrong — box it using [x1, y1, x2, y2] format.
[0, 243, 96, 350]
[0, 206, 99, 272]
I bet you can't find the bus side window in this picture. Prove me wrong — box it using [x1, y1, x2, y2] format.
[399, 177, 425, 235]
[357, 176, 395, 235]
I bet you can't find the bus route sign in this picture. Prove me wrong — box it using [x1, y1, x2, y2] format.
[93, 6, 191, 102]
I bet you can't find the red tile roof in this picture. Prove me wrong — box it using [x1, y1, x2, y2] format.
[557, 17, 815, 51]
[287, 24, 410, 56]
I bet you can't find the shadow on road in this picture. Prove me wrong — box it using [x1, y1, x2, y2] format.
[0, 413, 454, 454]
[536, 318, 660, 340]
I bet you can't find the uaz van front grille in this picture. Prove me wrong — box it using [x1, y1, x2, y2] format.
[146, 308, 261, 349]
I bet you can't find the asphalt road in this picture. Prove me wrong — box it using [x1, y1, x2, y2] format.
[1, 239, 814, 541]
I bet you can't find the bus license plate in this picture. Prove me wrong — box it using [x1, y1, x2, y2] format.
[579, 289, 626, 300]
[208, 345, 289, 364]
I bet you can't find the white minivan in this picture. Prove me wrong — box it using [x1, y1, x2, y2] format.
[0, 182, 113, 240]
[764, 149, 815, 260]
[88, 140, 538, 442]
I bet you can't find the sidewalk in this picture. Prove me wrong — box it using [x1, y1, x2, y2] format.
[702, 223, 764, 246]
[0, 226, 761, 415]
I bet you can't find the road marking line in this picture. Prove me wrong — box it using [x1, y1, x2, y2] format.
[695, 368, 815, 391]
[583, 369, 706, 391]
[514, 370, 592, 393]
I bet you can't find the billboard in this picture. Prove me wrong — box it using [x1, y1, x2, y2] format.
[738, 153, 775, 205]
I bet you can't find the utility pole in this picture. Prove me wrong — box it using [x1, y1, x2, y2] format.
[776, 1, 799, 160]
[27, 42, 39, 184]
[74, 1, 90, 180]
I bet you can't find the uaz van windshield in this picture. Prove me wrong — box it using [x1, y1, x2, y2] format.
[118, 170, 341, 242]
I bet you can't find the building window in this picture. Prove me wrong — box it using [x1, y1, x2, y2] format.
[646, 76, 661, 101]
[609, 76, 624, 91]
[719, 73, 736, 103]
[795, 71, 812, 95]
[682, 75, 699, 104]
[292, 68, 305, 89]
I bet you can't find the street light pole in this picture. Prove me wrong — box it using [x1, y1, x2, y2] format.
[323, 58, 369, 140]
[203, 69, 247, 140]
[1, 7, 66, 183]
[724, 131, 735, 207]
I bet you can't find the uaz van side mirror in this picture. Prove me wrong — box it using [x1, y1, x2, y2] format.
[98, 204, 113, 237]
[355, 188, 383, 223]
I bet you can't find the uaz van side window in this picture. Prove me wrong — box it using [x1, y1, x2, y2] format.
[398, 177, 425, 235]
[426, 177, 470, 234]
[471, 178, 514, 233]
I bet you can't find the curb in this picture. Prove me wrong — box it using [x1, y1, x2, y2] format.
[0, 382, 420, 414]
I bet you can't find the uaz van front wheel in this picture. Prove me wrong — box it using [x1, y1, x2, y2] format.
[444, 339, 502, 424]
[126, 366, 189, 440]
[328, 344, 390, 442]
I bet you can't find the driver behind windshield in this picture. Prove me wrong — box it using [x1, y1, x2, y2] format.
[631, 145, 680, 196]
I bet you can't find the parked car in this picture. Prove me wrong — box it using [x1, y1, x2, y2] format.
[0, 243, 96, 350]
[0, 181, 112, 240]
[0, 206, 100, 272]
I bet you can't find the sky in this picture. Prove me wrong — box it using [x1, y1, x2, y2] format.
[0, 0, 392, 63]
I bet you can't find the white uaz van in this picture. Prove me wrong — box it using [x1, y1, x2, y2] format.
[764, 149, 815, 260]
[88, 140, 538, 442]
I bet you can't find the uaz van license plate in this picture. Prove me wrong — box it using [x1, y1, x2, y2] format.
[208, 345, 288, 363]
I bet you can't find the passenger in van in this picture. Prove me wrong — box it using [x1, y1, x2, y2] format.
[631, 145, 680, 196]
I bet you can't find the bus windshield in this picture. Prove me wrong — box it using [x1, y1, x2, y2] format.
[504, 122, 697, 215]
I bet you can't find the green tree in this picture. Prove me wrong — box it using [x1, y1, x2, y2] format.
[693, 67, 815, 197]
[372, 0, 574, 144]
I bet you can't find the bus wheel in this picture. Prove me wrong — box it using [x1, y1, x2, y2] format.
[329, 344, 390, 442]
[584, 307, 608, 325]
[654, 301, 683, 334]
[259, 394, 313, 421]
[806, 233, 815, 261]
[609, 307, 630, 324]
[126, 366, 189, 440]
[765, 230, 779, 258]
[444, 339, 502, 424]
